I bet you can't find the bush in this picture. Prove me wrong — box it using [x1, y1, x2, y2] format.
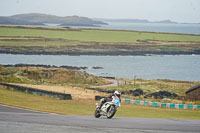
[133, 89, 144, 96]
[144, 91, 178, 99]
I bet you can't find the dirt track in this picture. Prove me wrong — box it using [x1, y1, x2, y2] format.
[13, 83, 108, 100]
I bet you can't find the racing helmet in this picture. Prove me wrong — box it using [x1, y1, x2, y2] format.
[114, 91, 121, 98]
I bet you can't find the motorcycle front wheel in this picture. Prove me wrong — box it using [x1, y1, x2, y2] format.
[107, 106, 117, 119]
[94, 108, 101, 118]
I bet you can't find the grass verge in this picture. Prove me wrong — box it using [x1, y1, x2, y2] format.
[0, 86, 200, 120]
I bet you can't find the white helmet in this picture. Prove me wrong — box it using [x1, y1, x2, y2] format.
[114, 91, 121, 98]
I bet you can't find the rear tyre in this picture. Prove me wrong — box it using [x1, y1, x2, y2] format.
[94, 108, 101, 118]
[107, 106, 117, 119]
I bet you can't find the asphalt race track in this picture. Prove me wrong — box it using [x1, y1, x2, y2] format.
[0, 104, 200, 133]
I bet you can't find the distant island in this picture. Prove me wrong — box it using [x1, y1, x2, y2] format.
[94, 18, 199, 24]
[1, 13, 198, 27]
[0, 13, 107, 27]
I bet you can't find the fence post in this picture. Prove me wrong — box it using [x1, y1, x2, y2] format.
[179, 104, 184, 109]
[166, 103, 170, 108]
[131, 100, 136, 104]
[193, 105, 197, 109]
[135, 100, 140, 104]
[184, 104, 187, 109]
[125, 99, 130, 103]
[152, 102, 158, 107]
[161, 103, 167, 108]
[121, 98, 125, 102]
[144, 101, 149, 106]
[170, 104, 175, 109]
[175, 104, 179, 109]
[187, 104, 193, 109]
[140, 101, 144, 105]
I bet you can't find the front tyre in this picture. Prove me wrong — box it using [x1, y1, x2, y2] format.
[107, 106, 117, 119]
[94, 108, 101, 118]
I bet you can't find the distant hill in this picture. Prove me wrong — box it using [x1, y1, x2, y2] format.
[154, 20, 177, 24]
[0, 13, 107, 27]
[0, 16, 44, 25]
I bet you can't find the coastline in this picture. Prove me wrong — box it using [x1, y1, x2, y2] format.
[0, 25, 200, 56]
[1, 49, 200, 56]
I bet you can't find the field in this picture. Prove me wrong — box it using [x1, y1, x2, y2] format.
[0, 25, 200, 55]
[1, 26, 200, 43]
[12, 83, 108, 100]
[0, 85, 200, 120]
[101, 79, 199, 97]
[1, 65, 199, 97]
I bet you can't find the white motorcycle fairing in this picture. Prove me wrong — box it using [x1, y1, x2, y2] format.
[94, 96, 120, 119]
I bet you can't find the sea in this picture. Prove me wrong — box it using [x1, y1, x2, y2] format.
[0, 54, 200, 81]
[69, 22, 200, 35]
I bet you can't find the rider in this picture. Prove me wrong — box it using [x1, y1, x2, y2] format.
[99, 90, 121, 108]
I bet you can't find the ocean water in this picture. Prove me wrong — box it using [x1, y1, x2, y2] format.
[73, 22, 200, 35]
[0, 54, 200, 81]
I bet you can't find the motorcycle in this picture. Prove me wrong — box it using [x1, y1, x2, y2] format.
[94, 96, 120, 119]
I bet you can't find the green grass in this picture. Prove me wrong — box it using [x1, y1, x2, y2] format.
[118, 104, 200, 120]
[1, 27, 200, 43]
[0, 86, 94, 115]
[0, 40, 83, 47]
[1, 86, 200, 120]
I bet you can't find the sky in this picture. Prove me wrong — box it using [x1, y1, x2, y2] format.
[0, 0, 200, 23]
